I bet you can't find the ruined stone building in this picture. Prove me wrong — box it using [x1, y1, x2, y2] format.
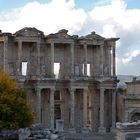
[0, 27, 119, 133]
[117, 78, 140, 123]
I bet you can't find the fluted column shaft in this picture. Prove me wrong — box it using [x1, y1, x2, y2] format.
[50, 88, 55, 129]
[111, 89, 116, 131]
[100, 45, 104, 75]
[108, 47, 111, 75]
[112, 45, 116, 76]
[37, 41, 40, 76]
[71, 43, 74, 76]
[18, 40, 22, 75]
[51, 43, 54, 76]
[37, 88, 41, 123]
[83, 88, 88, 129]
[3, 37, 8, 70]
[84, 44, 87, 76]
[99, 86, 105, 133]
[70, 89, 75, 128]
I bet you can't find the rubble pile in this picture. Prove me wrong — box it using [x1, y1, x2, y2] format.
[19, 124, 64, 140]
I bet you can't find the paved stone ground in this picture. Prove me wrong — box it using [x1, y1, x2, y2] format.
[63, 132, 116, 140]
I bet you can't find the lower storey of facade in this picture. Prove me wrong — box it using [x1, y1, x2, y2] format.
[23, 79, 117, 133]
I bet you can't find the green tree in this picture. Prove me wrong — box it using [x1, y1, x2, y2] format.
[0, 69, 33, 130]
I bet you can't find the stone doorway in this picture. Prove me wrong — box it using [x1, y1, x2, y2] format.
[131, 112, 140, 122]
[54, 91, 62, 128]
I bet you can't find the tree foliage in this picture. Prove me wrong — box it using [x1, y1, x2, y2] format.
[0, 69, 33, 130]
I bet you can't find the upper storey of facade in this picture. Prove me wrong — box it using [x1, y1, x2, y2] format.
[0, 27, 119, 81]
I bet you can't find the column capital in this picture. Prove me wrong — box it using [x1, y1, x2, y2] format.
[36, 87, 41, 93]
[100, 86, 105, 89]
[69, 88, 76, 93]
[51, 42, 54, 46]
[18, 40, 22, 44]
[50, 88, 55, 92]
[100, 82, 105, 89]
[100, 44, 104, 47]
[36, 87, 41, 90]
[83, 43, 87, 48]
[37, 39, 41, 43]
[83, 88, 88, 92]
[71, 42, 74, 46]
[112, 88, 116, 92]
[110, 41, 116, 47]
[37, 41, 41, 46]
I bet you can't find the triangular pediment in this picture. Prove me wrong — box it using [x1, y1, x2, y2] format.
[79, 31, 105, 41]
[14, 27, 44, 37]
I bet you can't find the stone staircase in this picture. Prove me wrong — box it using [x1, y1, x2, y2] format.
[63, 132, 115, 140]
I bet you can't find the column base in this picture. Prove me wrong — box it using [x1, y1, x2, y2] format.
[82, 127, 89, 133]
[111, 126, 116, 133]
[98, 127, 106, 134]
[68, 128, 76, 133]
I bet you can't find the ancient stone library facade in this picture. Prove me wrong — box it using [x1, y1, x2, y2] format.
[0, 27, 119, 133]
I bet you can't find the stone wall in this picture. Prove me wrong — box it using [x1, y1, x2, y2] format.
[0, 27, 119, 133]
[116, 122, 140, 140]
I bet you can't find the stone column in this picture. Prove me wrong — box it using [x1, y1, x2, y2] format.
[112, 45, 116, 76]
[69, 88, 75, 132]
[50, 88, 55, 129]
[111, 89, 116, 132]
[37, 41, 40, 76]
[82, 88, 89, 133]
[3, 37, 8, 70]
[84, 44, 87, 76]
[51, 43, 54, 77]
[92, 89, 98, 132]
[100, 44, 104, 76]
[70, 43, 74, 77]
[99, 86, 106, 133]
[37, 87, 41, 123]
[17, 40, 22, 75]
[108, 47, 111, 76]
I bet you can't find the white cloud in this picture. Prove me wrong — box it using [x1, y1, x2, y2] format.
[122, 50, 140, 64]
[0, 0, 87, 34]
[0, 0, 140, 75]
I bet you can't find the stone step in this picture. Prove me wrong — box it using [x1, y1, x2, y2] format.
[63, 132, 115, 140]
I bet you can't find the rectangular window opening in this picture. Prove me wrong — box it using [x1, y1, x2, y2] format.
[87, 64, 91, 76]
[82, 64, 91, 76]
[22, 62, 28, 76]
[54, 62, 60, 79]
[82, 64, 84, 75]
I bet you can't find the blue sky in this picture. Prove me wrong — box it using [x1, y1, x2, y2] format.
[0, 0, 140, 75]
[1, 0, 140, 11]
